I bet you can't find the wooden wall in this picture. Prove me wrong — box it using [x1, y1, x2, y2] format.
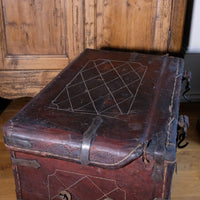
[0, 0, 187, 99]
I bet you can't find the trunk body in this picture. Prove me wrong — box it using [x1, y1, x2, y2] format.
[3, 49, 184, 200]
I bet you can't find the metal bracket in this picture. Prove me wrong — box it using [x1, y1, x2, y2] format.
[177, 115, 189, 148]
[11, 157, 40, 169]
[182, 70, 192, 102]
[80, 116, 103, 166]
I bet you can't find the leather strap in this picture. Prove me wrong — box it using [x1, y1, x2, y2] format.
[80, 116, 103, 165]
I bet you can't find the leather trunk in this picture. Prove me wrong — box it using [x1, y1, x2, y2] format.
[2, 49, 184, 200]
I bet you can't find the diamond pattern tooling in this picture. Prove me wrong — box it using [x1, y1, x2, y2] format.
[51, 59, 147, 118]
[47, 170, 126, 200]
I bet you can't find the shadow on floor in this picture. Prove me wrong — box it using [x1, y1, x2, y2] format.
[0, 97, 11, 115]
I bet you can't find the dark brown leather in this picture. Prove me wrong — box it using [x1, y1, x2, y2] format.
[11, 151, 175, 200]
[3, 49, 184, 200]
[3, 49, 184, 169]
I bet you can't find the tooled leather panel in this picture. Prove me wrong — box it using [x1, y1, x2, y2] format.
[3, 50, 184, 168]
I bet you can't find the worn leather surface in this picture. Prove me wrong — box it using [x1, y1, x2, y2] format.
[11, 151, 174, 200]
[3, 49, 184, 168]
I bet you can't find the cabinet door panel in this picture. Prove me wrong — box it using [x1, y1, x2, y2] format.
[85, 0, 187, 53]
[96, 0, 171, 51]
[3, 0, 66, 55]
[0, 0, 84, 98]
[0, 0, 84, 71]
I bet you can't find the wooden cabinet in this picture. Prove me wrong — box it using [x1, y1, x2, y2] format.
[0, 0, 187, 99]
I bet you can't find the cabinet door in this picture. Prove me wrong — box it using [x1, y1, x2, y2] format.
[84, 0, 187, 52]
[0, 0, 84, 99]
[0, 0, 187, 99]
